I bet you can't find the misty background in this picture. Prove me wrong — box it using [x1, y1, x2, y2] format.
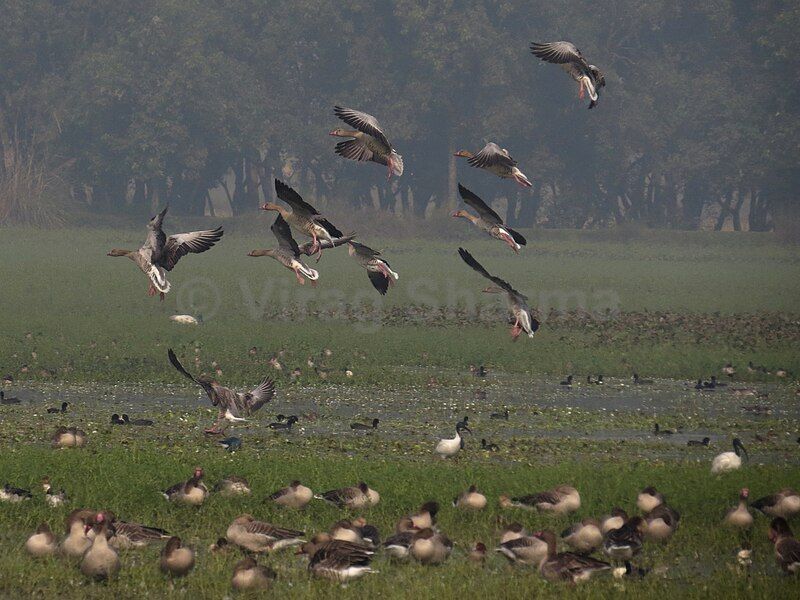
[1, 1, 798, 234]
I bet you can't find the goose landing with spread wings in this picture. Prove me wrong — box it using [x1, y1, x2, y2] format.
[107, 207, 223, 299]
[168, 349, 275, 434]
[330, 106, 403, 179]
[530, 41, 605, 109]
[458, 248, 539, 340]
[452, 184, 527, 252]
[454, 143, 532, 187]
[248, 215, 319, 285]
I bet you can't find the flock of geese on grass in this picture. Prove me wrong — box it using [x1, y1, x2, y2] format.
[8, 471, 800, 586]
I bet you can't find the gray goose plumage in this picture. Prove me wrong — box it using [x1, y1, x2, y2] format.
[168, 348, 274, 434]
[454, 143, 532, 187]
[530, 41, 605, 109]
[452, 184, 527, 252]
[107, 206, 223, 299]
[348, 241, 399, 295]
[248, 214, 319, 285]
[330, 106, 403, 179]
[458, 248, 539, 340]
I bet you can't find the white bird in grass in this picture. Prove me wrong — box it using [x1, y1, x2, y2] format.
[711, 438, 748, 474]
[435, 423, 471, 458]
[169, 315, 199, 325]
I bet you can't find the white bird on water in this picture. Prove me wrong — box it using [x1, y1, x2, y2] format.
[711, 438, 748, 474]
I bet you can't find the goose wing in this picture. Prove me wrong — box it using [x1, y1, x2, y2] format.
[777, 537, 800, 565]
[333, 106, 390, 147]
[162, 227, 223, 271]
[467, 142, 516, 170]
[271, 214, 300, 257]
[275, 179, 343, 237]
[297, 233, 356, 256]
[368, 271, 390, 295]
[245, 520, 304, 540]
[554, 552, 611, 577]
[458, 248, 526, 299]
[350, 241, 381, 257]
[458, 184, 502, 224]
[530, 41, 587, 65]
[239, 377, 275, 413]
[167, 349, 214, 396]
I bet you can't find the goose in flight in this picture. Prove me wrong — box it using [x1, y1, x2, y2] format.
[530, 41, 605, 109]
[348, 241, 399, 295]
[107, 206, 223, 299]
[262, 179, 343, 259]
[330, 106, 403, 179]
[168, 349, 274, 434]
[452, 184, 527, 252]
[454, 143, 532, 187]
[248, 215, 319, 285]
[458, 248, 539, 340]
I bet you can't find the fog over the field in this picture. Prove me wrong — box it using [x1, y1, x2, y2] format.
[0, 1, 797, 234]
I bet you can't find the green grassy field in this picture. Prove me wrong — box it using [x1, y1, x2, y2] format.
[0, 225, 798, 386]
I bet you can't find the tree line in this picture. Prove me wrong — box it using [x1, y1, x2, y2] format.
[1, 0, 797, 231]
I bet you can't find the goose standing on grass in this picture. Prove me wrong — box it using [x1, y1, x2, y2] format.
[752, 488, 800, 519]
[168, 348, 274, 434]
[711, 438, 748, 474]
[160, 536, 195, 578]
[530, 41, 605, 109]
[316, 482, 379, 509]
[226, 514, 305, 553]
[231, 557, 277, 591]
[26, 523, 57, 557]
[262, 179, 344, 260]
[267, 480, 313, 509]
[769, 518, 800, 573]
[725, 488, 754, 529]
[330, 106, 403, 180]
[454, 143, 532, 187]
[348, 241, 399, 295]
[451, 184, 527, 252]
[435, 424, 470, 458]
[535, 530, 612, 583]
[107, 206, 223, 300]
[248, 215, 319, 286]
[81, 513, 120, 581]
[302, 536, 377, 581]
[458, 248, 539, 340]
[163, 467, 208, 506]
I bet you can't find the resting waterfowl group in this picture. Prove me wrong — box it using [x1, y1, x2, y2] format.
[454, 142, 532, 187]
[330, 106, 403, 180]
[452, 184, 527, 252]
[107, 206, 223, 299]
[347, 241, 399, 295]
[248, 214, 319, 285]
[168, 348, 274, 434]
[530, 41, 605, 109]
[268, 480, 314, 509]
[459, 248, 539, 340]
[226, 514, 305, 553]
[711, 438, 748, 474]
[163, 467, 208, 506]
